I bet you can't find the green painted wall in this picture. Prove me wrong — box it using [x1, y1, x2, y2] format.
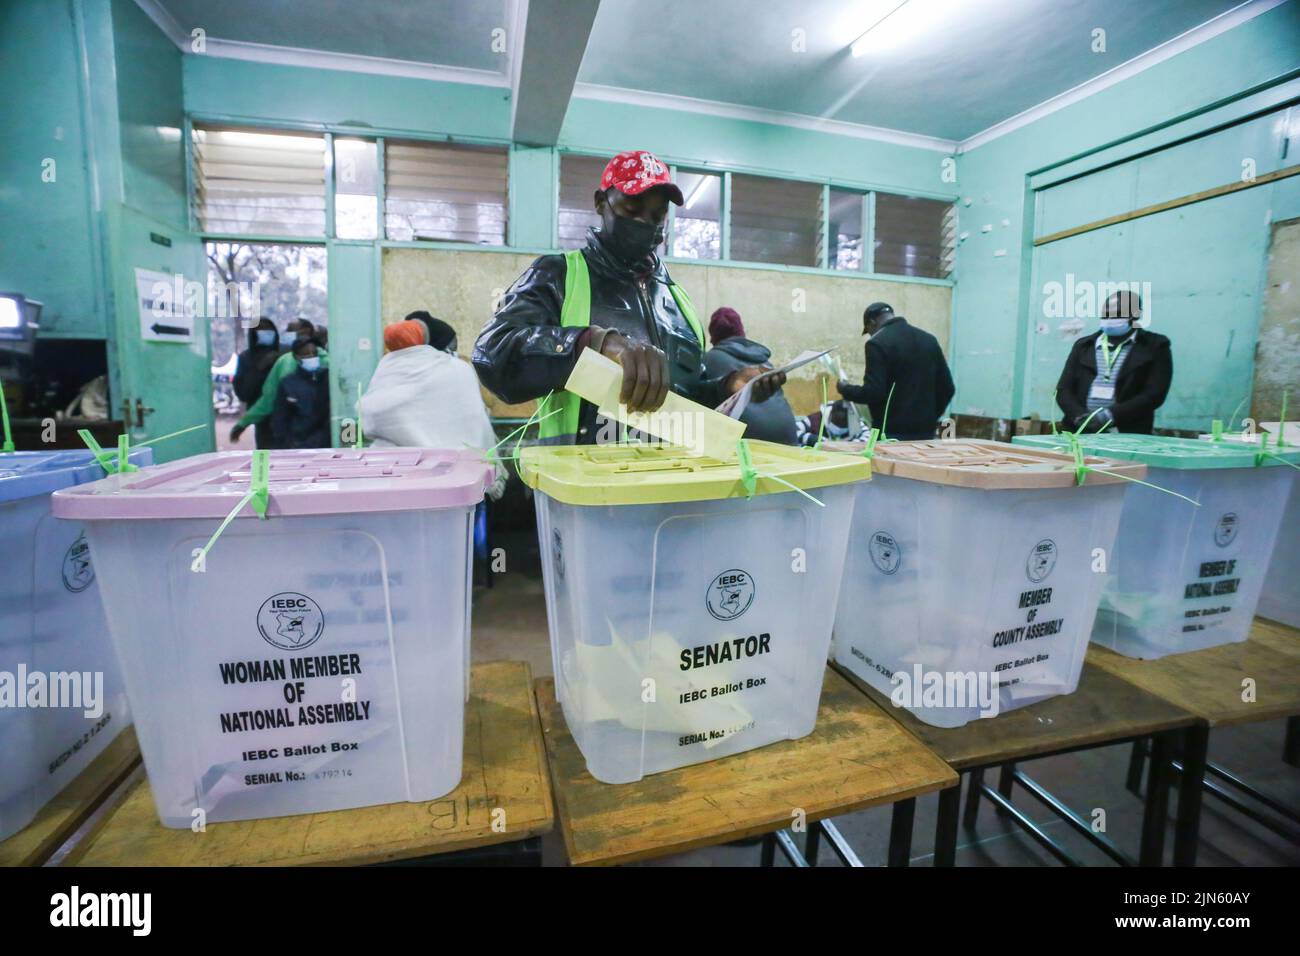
[183, 55, 513, 139]
[952, 0, 1300, 427]
[558, 98, 954, 198]
[0, 0, 188, 340]
[508, 144, 558, 249]
[111, 0, 187, 227]
[0, 0, 104, 337]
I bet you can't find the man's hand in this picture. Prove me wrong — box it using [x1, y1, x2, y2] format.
[229, 423, 246, 442]
[598, 330, 670, 412]
[726, 366, 787, 403]
[836, 380, 852, 398]
[1081, 408, 1113, 433]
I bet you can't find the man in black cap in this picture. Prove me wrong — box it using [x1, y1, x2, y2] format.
[837, 302, 954, 441]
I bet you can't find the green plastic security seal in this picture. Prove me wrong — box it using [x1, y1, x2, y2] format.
[191, 449, 272, 570]
[0, 373, 13, 452]
[78, 429, 119, 473]
[518, 439, 869, 507]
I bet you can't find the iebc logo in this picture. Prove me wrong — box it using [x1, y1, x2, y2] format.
[1214, 512, 1238, 548]
[1026, 539, 1058, 583]
[869, 531, 901, 575]
[706, 569, 755, 622]
[256, 592, 325, 651]
[62, 532, 95, 593]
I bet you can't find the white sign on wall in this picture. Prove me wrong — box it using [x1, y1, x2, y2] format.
[135, 268, 195, 343]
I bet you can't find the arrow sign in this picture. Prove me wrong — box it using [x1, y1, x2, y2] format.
[135, 268, 195, 343]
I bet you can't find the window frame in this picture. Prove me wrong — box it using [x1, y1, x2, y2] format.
[187, 114, 520, 251]
[184, 119, 956, 286]
[380, 138, 511, 247]
[552, 148, 954, 286]
[667, 164, 724, 262]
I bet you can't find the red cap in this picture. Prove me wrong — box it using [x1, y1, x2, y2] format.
[600, 150, 684, 205]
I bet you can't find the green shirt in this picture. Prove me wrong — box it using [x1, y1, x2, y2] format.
[238, 348, 330, 427]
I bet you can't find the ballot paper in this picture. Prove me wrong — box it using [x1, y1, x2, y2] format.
[816, 350, 868, 433]
[817, 350, 846, 382]
[565, 349, 746, 459]
[716, 347, 837, 420]
[568, 619, 754, 746]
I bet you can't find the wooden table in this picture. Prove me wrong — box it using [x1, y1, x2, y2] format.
[1251, 619, 1300, 765]
[0, 728, 141, 867]
[1089, 621, 1300, 864]
[62, 661, 553, 866]
[536, 667, 958, 866]
[835, 661, 1198, 866]
[1247, 617, 1300, 658]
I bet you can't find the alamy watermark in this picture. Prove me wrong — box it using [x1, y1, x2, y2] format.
[50, 886, 151, 936]
[890, 664, 1000, 719]
[1041, 274, 1152, 323]
[0, 665, 104, 718]
[145, 273, 262, 326]
[591, 407, 710, 455]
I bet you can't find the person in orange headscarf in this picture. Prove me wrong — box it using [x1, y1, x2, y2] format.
[361, 313, 505, 498]
[383, 319, 428, 352]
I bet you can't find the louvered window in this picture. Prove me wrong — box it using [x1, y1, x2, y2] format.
[384, 141, 508, 244]
[828, 189, 865, 271]
[729, 174, 822, 267]
[670, 170, 721, 260]
[334, 137, 378, 240]
[873, 193, 956, 279]
[558, 154, 605, 249]
[192, 126, 327, 237]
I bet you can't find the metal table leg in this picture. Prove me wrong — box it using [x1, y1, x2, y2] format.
[888, 798, 916, 867]
[804, 819, 822, 866]
[963, 768, 984, 829]
[934, 784, 961, 866]
[1138, 732, 1171, 866]
[995, 762, 1015, 815]
[1125, 738, 1147, 796]
[760, 832, 777, 867]
[1173, 723, 1210, 867]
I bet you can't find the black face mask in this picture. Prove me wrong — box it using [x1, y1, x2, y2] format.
[602, 214, 665, 264]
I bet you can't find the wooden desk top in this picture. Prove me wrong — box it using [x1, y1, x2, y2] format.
[835, 662, 1196, 771]
[1088, 621, 1300, 728]
[537, 667, 957, 867]
[63, 661, 553, 866]
[1249, 617, 1300, 659]
[0, 728, 141, 867]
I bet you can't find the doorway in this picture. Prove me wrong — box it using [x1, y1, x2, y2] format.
[206, 242, 328, 450]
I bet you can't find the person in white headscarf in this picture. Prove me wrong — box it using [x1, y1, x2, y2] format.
[795, 399, 869, 448]
[358, 317, 506, 499]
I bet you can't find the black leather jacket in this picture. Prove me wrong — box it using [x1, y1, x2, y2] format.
[473, 228, 728, 442]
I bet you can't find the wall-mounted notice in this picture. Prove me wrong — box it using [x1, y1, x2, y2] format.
[135, 268, 195, 343]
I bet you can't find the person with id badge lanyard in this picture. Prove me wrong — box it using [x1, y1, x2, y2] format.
[1055, 291, 1172, 434]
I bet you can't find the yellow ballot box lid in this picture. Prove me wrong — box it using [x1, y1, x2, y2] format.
[519, 440, 870, 507]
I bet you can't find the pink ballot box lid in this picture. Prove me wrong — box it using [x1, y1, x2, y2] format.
[51, 448, 494, 520]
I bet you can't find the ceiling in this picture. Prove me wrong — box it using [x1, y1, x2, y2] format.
[147, 0, 1261, 144]
[152, 0, 511, 75]
[578, 0, 1246, 140]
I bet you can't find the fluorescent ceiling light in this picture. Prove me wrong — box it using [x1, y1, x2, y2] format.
[850, 0, 970, 56]
[684, 175, 713, 210]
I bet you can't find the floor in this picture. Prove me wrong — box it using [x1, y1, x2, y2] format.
[471, 528, 1300, 868]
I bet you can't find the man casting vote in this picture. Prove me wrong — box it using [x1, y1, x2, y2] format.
[473, 150, 783, 444]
